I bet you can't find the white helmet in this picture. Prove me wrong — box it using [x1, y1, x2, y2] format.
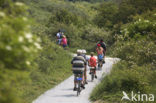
[77, 49, 82, 54]
[82, 49, 86, 54]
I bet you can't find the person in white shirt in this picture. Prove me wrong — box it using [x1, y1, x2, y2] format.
[56, 30, 62, 45]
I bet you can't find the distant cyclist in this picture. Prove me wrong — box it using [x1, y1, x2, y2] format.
[97, 39, 106, 62]
[88, 52, 97, 78]
[81, 49, 88, 84]
[71, 50, 86, 91]
[96, 44, 104, 62]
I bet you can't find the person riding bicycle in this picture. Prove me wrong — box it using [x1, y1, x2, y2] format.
[81, 49, 88, 84]
[71, 50, 86, 91]
[96, 44, 104, 63]
[97, 39, 106, 63]
[88, 52, 97, 78]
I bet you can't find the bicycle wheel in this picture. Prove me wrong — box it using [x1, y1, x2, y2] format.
[77, 81, 81, 96]
[91, 73, 94, 82]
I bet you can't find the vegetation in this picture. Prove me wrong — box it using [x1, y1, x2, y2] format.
[90, 0, 156, 102]
[0, 0, 155, 103]
[0, 0, 72, 103]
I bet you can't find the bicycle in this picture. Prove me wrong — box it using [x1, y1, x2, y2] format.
[73, 67, 84, 96]
[98, 59, 103, 70]
[89, 67, 96, 82]
[75, 73, 83, 96]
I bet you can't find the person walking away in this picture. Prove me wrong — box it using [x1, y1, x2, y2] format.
[88, 52, 97, 78]
[71, 50, 86, 91]
[56, 30, 62, 45]
[61, 35, 68, 49]
[81, 49, 88, 84]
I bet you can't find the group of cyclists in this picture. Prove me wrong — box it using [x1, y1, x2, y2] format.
[56, 29, 106, 94]
[71, 39, 106, 92]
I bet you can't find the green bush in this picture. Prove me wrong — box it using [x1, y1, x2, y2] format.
[90, 62, 154, 102]
[90, 9, 156, 103]
[0, 1, 41, 103]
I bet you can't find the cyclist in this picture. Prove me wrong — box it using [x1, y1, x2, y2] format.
[71, 50, 86, 91]
[88, 52, 97, 78]
[96, 44, 104, 63]
[97, 39, 106, 63]
[81, 49, 88, 84]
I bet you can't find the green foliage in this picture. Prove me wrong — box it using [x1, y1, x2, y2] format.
[94, 2, 118, 28]
[20, 37, 72, 103]
[0, 1, 41, 103]
[90, 62, 154, 102]
[90, 5, 156, 102]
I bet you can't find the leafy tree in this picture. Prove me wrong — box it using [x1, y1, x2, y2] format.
[94, 2, 118, 28]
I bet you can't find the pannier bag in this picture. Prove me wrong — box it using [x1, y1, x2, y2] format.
[98, 54, 103, 60]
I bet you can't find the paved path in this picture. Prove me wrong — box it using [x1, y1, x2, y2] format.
[33, 57, 119, 103]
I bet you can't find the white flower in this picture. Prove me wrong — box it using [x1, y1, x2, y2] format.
[22, 46, 30, 52]
[34, 42, 42, 49]
[18, 36, 24, 42]
[23, 17, 27, 21]
[139, 19, 141, 21]
[6, 46, 12, 51]
[144, 20, 149, 23]
[37, 38, 41, 42]
[28, 38, 33, 43]
[26, 61, 30, 65]
[15, 2, 24, 6]
[25, 33, 32, 39]
[0, 11, 5, 17]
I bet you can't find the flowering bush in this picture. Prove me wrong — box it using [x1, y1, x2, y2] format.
[0, 2, 41, 70]
[0, 1, 41, 103]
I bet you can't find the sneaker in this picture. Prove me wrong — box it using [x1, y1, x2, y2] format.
[73, 87, 77, 91]
[81, 84, 85, 89]
[95, 75, 97, 79]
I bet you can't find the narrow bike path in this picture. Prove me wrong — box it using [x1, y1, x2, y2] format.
[33, 57, 119, 103]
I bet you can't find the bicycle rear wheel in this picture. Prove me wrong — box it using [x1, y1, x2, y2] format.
[77, 81, 81, 96]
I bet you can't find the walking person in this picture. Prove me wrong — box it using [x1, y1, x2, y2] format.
[56, 30, 62, 45]
[61, 35, 68, 49]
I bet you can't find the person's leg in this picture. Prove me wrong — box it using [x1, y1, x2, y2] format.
[84, 66, 88, 84]
[73, 74, 77, 91]
[81, 72, 85, 89]
[94, 67, 97, 78]
[59, 39, 62, 45]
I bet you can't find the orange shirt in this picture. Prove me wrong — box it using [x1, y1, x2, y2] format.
[89, 57, 96, 67]
[96, 47, 103, 55]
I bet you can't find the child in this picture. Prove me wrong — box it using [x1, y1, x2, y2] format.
[88, 52, 97, 78]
